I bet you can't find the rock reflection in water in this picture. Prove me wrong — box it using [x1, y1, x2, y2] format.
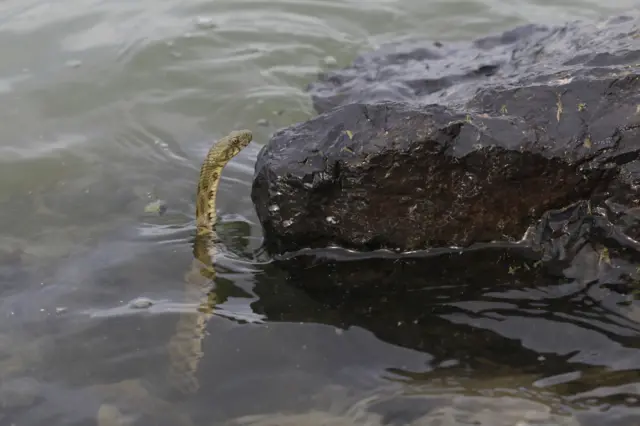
[249, 213, 640, 423]
[3, 203, 640, 425]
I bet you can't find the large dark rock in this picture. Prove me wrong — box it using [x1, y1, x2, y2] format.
[251, 13, 640, 255]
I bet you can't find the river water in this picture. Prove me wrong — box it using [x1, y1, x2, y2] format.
[1, 0, 640, 425]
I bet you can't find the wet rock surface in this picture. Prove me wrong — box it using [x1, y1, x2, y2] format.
[252, 13, 640, 255]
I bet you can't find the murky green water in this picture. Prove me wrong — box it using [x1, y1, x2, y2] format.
[2, 0, 640, 425]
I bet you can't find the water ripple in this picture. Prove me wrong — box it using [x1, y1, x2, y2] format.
[2, 0, 640, 425]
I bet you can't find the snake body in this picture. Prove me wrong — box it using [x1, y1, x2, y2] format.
[95, 130, 253, 425]
[167, 129, 253, 395]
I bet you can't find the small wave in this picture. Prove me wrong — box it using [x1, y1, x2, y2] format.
[84, 297, 266, 324]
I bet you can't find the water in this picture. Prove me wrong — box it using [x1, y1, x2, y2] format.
[1, 0, 640, 425]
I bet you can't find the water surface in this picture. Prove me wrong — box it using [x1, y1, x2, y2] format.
[1, 0, 640, 425]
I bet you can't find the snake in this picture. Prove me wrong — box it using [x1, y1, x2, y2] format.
[166, 129, 254, 396]
[95, 130, 253, 424]
[96, 130, 253, 426]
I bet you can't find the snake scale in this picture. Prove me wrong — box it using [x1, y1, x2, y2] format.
[167, 129, 253, 395]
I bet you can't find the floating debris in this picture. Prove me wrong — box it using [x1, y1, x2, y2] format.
[257, 118, 269, 127]
[194, 16, 216, 29]
[129, 297, 154, 309]
[323, 55, 338, 67]
[144, 199, 167, 216]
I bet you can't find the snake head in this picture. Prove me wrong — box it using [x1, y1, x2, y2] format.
[219, 129, 253, 162]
